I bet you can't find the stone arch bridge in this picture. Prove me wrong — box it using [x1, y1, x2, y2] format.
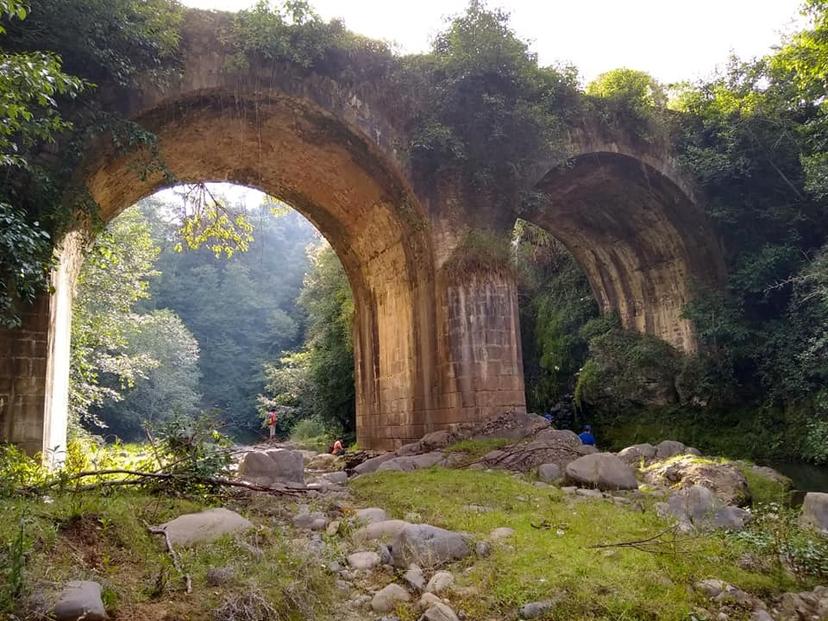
[0, 11, 725, 457]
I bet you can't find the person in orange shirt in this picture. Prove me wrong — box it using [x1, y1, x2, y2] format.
[331, 438, 344, 455]
[265, 409, 278, 440]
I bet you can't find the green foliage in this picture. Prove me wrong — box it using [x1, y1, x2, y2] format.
[172, 184, 255, 258]
[443, 437, 510, 459]
[801, 417, 828, 464]
[442, 228, 514, 283]
[0, 444, 48, 497]
[586, 67, 667, 136]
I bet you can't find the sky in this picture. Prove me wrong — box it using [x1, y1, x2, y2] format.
[179, 0, 805, 85]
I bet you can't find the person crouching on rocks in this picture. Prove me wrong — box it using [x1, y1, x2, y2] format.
[330, 438, 345, 456]
[578, 425, 596, 446]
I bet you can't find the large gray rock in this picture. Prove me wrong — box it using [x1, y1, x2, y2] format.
[799, 492, 828, 535]
[347, 551, 381, 570]
[355, 519, 411, 543]
[54, 581, 107, 621]
[264, 449, 305, 483]
[238, 449, 305, 484]
[353, 452, 397, 475]
[660, 485, 751, 532]
[469, 411, 550, 441]
[293, 511, 329, 530]
[391, 524, 471, 568]
[655, 440, 686, 459]
[371, 584, 411, 613]
[537, 463, 562, 483]
[157, 508, 253, 547]
[564, 453, 638, 490]
[644, 456, 750, 506]
[617, 443, 657, 465]
[777, 585, 828, 620]
[377, 452, 446, 472]
[356, 507, 389, 524]
[480, 429, 583, 473]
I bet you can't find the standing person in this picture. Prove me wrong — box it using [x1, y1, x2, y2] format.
[266, 409, 278, 441]
[578, 425, 596, 446]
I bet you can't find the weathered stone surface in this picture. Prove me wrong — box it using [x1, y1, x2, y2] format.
[264, 449, 305, 483]
[403, 565, 426, 591]
[425, 571, 454, 594]
[420, 602, 460, 621]
[157, 508, 252, 547]
[655, 440, 687, 459]
[564, 453, 638, 490]
[321, 471, 348, 485]
[307, 452, 341, 470]
[470, 411, 550, 441]
[489, 527, 514, 540]
[353, 453, 397, 475]
[348, 551, 381, 570]
[391, 524, 471, 568]
[355, 519, 411, 543]
[799, 492, 828, 535]
[237, 451, 277, 480]
[481, 429, 583, 473]
[293, 511, 329, 531]
[371, 584, 411, 613]
[617, 443, 657, 464]
[519, 600, 553, 619]
[377, 451, 446, 472]
[537, 462, 562, 482]
[419, 593, 443, 609]
[659, 485, 751, 532]
[777, 585, 828, 620]
[644, 456, 750, 506]
[355, 507, 389, 525]
[54, 581, 107, 621]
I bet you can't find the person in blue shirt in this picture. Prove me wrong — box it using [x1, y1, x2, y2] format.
[578, 425, 596, 446]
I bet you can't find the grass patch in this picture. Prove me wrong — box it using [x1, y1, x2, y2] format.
[736, 463, 791, 506]
[0, 490, 335, 619]
[443, 437, 511, 459]
[351, 468, 811, 620]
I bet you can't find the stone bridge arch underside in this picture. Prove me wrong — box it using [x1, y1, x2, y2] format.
[0, 11, 726, 457]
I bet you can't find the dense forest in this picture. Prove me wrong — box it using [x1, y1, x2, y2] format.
[1, 0, 827, 464]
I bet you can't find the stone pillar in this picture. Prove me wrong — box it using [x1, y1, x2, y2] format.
[431, 270, 527, 428]
[0, 297, 50, 456]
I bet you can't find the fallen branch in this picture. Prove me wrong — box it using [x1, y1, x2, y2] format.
[147, 524, 192, 594]
[24, 469, 309, 497]
[588, 526, 686, 555]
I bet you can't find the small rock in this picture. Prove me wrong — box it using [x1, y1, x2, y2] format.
[561, 486, 578, 494]
[327, 561, 343, 573]
[326, 520, 341, 536]
[355, 519, 411, 543]
[475, 541, 491, 557]
[403, 565, 426, 591]
[617, 443, 657, 464]
[750, 610, 773, 621]
[355, 507, 388, 525]
[419, 592, 443, 608]
[519, 600, 553, 619]
[420, 602, 460, 621]
[54, 581, 107, 621]
[575, 488, 604, 499]
[537, 463, 561, 483]
[695, 579, 728, 599]
[426, 571, 454, 594]
[799, 492, 828, 535]
[156, 508, 252, 547]
[206, 566, 235, 586]
[489, 527, 514, 540]
[293, 511, 329, 531]
[321, 471, 348, 485]
[349, 594, 371, 609]
[347, 551, 381, 570]
[378, 543, 392, 565]
[371, 584, 411, 613]
[335, 579, 351, 592]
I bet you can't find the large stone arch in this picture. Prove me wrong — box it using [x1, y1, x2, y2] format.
[518, 136, 725, 351]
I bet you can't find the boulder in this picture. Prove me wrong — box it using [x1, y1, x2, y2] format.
[54, 581, 107, 621]
[799, 492, 828, 535]
[391, 524, 471, 568]
[347, 551, 381, 570]
[469, 411, 550, 441]
[353, 452, 397, 475]
[425, 571, 454, 594]
[480, 429, 583, 473]
[321, 471, 348, 485]
[307, 452, 341, 470]
[660, 485, 751, 532]
[419, 593, 443, 609]
[644, 456, 750, 506]
[537, 463, 562, 483]
[777, 585, 828, 620]
[371, 584, 411, 613]
[564, 453, 638, 490]
[655, 440, 686, 459]
[157, 508, 253, 547]
[264, 449, 305, 483]
[377, 452, 446, 473]
[420, 602, 460, 621]
[237, 451, 278, 480]
[617, 443, 657, 465]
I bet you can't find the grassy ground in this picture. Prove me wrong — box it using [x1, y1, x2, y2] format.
[350, 468, 819, 621]
[0, 490, 335, 620]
